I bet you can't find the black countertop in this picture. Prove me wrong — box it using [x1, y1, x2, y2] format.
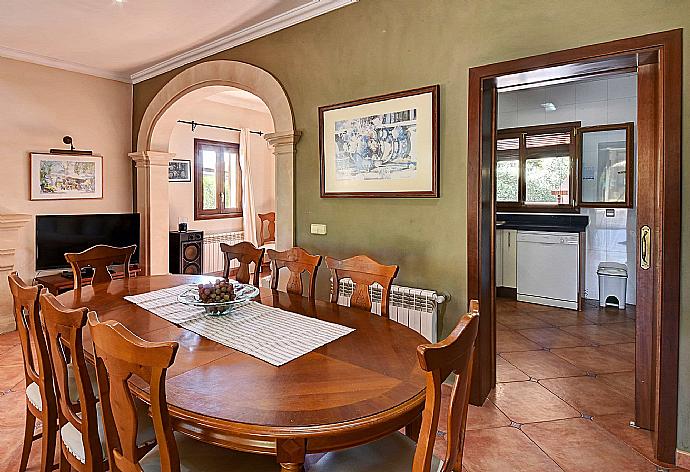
[496, 213, 589, 233]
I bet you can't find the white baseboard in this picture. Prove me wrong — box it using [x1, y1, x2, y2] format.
[676, 449, 690, 469]
[517, 293, 578, 310]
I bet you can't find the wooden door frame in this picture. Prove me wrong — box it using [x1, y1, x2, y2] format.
[466, 29, 682, 463]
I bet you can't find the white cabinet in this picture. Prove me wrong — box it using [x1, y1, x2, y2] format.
[495, 230, 503, 287]
[496, 229, 517, 289]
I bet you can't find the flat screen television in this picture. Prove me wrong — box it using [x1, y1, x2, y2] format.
[36, 213, 140, 270]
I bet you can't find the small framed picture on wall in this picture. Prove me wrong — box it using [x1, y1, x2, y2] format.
[169, 159, 192, 182]
[30, 153, 103, 200]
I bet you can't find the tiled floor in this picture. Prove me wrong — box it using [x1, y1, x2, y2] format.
[0, 299, 685, 471]
[432, 298, 686, 472]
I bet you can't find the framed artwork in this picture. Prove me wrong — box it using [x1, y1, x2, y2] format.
[169, 159, 192, 182]
[319, 85, 439, 198]
[30, 153, 103, 200]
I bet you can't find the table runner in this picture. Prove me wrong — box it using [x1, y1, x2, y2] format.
[124, 285, 354, 366]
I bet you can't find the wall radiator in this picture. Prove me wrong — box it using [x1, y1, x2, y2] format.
[334, 279, 446, 342]
[202, 231, 244, 274]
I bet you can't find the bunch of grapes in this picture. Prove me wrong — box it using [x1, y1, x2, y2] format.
[198, 279, 235, 303]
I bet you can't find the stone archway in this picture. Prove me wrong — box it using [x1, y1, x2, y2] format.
[131, 61, 299, 275]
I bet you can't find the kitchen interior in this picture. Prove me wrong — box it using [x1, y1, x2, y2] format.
[494, 70, 637, 314]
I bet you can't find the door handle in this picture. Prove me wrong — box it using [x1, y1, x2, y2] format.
[640, 225, 651, 270]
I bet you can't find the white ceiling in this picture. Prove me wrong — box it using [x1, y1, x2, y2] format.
[0, 0, 355, 83]
[205, 89, 270, 113]
[163, 86, 270, 116]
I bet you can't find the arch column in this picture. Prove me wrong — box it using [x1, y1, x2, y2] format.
[265, 131, 301, 250]
[0, 213, 31, 332]
[129, 151, 175, 276]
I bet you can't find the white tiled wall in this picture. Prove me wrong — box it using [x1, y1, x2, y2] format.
[580, 208, 637, 304]
[498, 73, 638, 305]
[498, 74, 637, 129]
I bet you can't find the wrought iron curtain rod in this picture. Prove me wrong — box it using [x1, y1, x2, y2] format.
[177, 120, 264, 136]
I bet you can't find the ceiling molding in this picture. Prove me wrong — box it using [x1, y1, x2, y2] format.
[0, 45, 132, 83]
[130, 0, 357, 84]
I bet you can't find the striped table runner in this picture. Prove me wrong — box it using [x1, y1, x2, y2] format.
[124, 285, 354, 366]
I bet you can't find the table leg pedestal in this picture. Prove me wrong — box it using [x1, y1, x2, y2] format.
[405, 414, 422, 442]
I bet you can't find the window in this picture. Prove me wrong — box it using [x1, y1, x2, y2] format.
[578, 122, 634, 208]
[496, 123, 578, 211]
[194, 139, 242, 220]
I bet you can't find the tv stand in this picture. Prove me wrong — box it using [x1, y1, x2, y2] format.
[37, 264, 141, 295]
[60, 267, 94, 279]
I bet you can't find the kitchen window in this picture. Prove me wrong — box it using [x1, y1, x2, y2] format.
[194, 139, 242, 220]
[496, 122, 579, 211]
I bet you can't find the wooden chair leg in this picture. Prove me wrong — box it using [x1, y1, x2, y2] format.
[40, 416, 58, 472]
[58, 448, 71, 472]
[19, 407, 36, 472]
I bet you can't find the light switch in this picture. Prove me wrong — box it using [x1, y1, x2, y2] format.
[310, 224, 327, 235]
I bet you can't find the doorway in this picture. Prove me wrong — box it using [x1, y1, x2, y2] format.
[158, 86, 277, 275]
[132, 60, 299, 276]
[466, 30, 682, 464]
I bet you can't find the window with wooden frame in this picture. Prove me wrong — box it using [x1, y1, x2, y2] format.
[496, 122, 579, 211]
[578, 122, 634, 208]
[194, 139, 242, 220]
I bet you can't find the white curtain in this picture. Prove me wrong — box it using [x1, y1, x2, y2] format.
[239, 129, 258, 246]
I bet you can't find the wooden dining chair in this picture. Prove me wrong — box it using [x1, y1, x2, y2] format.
[64, 244, 137, 290]
[40, 291, 106, 472]
[8, 273, 58, 472]
[258, 212, 276, 247]
[86, 312, 281, 472]
[220, 241, 264, 286]
[310, 300, 480, 472]
[267, 247, 322, 298]
[325, 254, 399, 317]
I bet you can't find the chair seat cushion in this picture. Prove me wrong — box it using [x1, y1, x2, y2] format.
[25, 382, 41, 410]
[140, 432, 280, 472]
[61, 398, 155, 464]
[25, 362, 98, 412]
[308, 432, 443, 472]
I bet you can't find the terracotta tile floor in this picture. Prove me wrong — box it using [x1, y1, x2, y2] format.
[436, 299, 686, 472]
[0, 300, 686, 471]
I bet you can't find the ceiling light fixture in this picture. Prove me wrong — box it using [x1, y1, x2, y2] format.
[541, 102, 557, 111]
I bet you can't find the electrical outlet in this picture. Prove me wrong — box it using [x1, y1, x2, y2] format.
[310, 224, 327, 235]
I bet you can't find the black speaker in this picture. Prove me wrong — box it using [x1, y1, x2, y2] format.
[169, 230, 204, 275]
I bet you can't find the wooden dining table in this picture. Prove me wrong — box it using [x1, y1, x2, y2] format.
[57, 274, 428, 471]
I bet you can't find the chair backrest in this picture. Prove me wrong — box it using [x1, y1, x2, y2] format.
[412, 300, 480, 472]
[220, 241, 264, 286]
[267, 247, 322, 298]
[64, 244, 137, 290]
[258, 212, 276, 246]
[8, 273, 56, 415]
[88, 312, 180, 472]
[325, 255, 399, 317]
[40, 291, 103, 471]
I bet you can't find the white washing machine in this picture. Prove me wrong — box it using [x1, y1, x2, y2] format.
[516, 231, 579, 310]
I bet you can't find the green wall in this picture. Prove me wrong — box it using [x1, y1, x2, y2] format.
[132, 0, 690, 450]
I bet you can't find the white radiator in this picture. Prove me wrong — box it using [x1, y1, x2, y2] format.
[202, 231, 244, 274]
[333, 279, 445, 342]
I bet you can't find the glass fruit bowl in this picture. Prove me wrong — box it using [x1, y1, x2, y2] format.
[177, 280, 260, 316]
